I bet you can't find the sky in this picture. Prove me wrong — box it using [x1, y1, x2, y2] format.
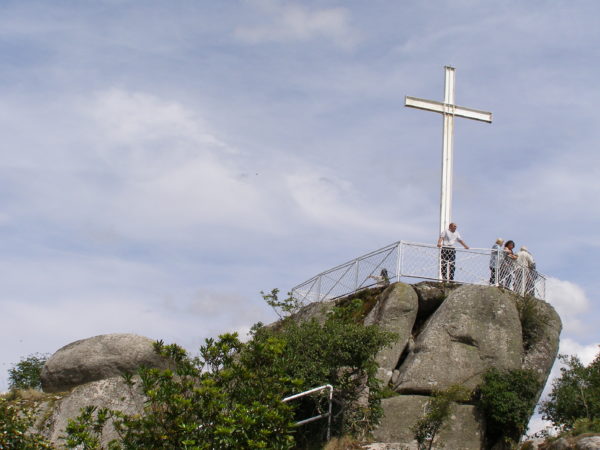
[0, 0, 599, 435]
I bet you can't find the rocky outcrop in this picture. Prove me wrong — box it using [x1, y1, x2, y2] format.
[39, 376, 146, 448]
[41, 333, 169, 393]
[543, 435, 600, 450]
[373, 395, 484, 450]
[30, 282, 561, 450]
[290, 281, 562, 449]
[32, 333, 169, 448]
[364, 283, 418, 385]
[395, 285, 524, 393]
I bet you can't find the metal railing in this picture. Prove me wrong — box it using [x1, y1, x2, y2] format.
[283, 384, 333, 441]
[291, 241, 546, 305]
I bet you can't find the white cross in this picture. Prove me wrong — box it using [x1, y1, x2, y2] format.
[405, 66, 492, 235]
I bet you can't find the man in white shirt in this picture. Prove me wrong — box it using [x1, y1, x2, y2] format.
[437, 222, 470, 281]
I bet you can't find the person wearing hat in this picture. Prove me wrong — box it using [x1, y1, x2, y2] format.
[489, 238, 504, 284]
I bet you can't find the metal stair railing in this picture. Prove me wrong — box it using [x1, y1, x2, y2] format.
[282, 384, 333, 441]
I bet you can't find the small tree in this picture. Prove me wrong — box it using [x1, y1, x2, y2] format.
[540, 350, 600, 431]
[8, 353, 49, 391]
[411, 385, 471, 450]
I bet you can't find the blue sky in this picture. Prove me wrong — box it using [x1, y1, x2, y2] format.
[1, 0, 599, 434]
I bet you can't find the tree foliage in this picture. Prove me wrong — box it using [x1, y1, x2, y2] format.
[477, 368, 540, 444]
[8, 353, 49, 391]
[64, 289, 394, 449]
[0, 395, 54, 449]
[540, 351, 600, 431]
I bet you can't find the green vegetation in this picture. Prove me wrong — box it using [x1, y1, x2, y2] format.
[477, 368, 540, 445]
[411, 385, 471, 450]
[540, 351, 600, 431]
[64, 289, 394, 449]
[514, 295, 543, 351]
[0, 392, 54, 449]
[8, 353, 49, 391]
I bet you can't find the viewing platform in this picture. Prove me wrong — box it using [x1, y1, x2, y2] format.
[291, 241, 546, 305]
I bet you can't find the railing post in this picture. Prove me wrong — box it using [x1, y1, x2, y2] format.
[396, 241, 403, 282]
[495, 248, 500, 286]
[317, 276, 322, 302]
[326, 385, 333, 441]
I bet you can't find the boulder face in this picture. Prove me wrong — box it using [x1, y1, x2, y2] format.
[39, 376, 146, 448]
[41, 333, 169, 393]
[364, 283, 418, 385]
[395, 285, 524, 393]
[373, 395, 484, 450]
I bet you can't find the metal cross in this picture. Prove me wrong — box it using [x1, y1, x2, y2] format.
[405, 66, 492, 235]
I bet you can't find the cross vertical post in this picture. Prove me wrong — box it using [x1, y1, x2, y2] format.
[405, 66, 492, 235]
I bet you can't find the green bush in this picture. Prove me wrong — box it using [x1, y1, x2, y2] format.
[8, 353, 49, 391]
[540, 351, 600, 431]
[0, 395, 54, 449]
[64, 289, 394, 449]
[477, 368, 540, 445]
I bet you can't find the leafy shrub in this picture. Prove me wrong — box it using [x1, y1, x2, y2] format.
[411, 385, 471, 450]
[0, 395, 54, 449]
[477, 368, 540, 445]
[8, 353, 49, 391]
[65, 289, 394, 449]
[540, 351, 600, 431]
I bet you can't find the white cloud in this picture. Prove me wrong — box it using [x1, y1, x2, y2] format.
[284, 171, 420, 237]
[66, 88, 279, 237]
[559, 338, 599, 366]
[545, 278, 590, 334]
[235, 0, 358, 49]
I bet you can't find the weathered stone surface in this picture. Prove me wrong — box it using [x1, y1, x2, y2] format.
[395, 285, 524, 393]
[372, 395, 484, 450]
[521, 297, 562, 395]
[576, 436, 600, 450]
[545, 437, 572, 450]
[363, 443, 418, 450]
[411, 281, 459, 319]
[39, 376, 146, 448]
[364, 283, 418, 385]
[291, 298, 336, 325]
[41, 333, 169, 393]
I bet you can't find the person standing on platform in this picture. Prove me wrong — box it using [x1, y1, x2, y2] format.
[500, 240, 518, 289]
[515, 246, 536, 295]
[437, 222, 470, 281]
[489, 238, 504, 285]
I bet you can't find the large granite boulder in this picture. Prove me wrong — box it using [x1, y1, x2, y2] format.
[395, 285, 524, 393]
[372, 395, 484, 450]
[38, 376, 146, 448]
[364, 283, 418, 385]
[41, 333, 169, 393]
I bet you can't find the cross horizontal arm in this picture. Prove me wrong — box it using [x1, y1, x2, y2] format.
[405, 96, 492, 123]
